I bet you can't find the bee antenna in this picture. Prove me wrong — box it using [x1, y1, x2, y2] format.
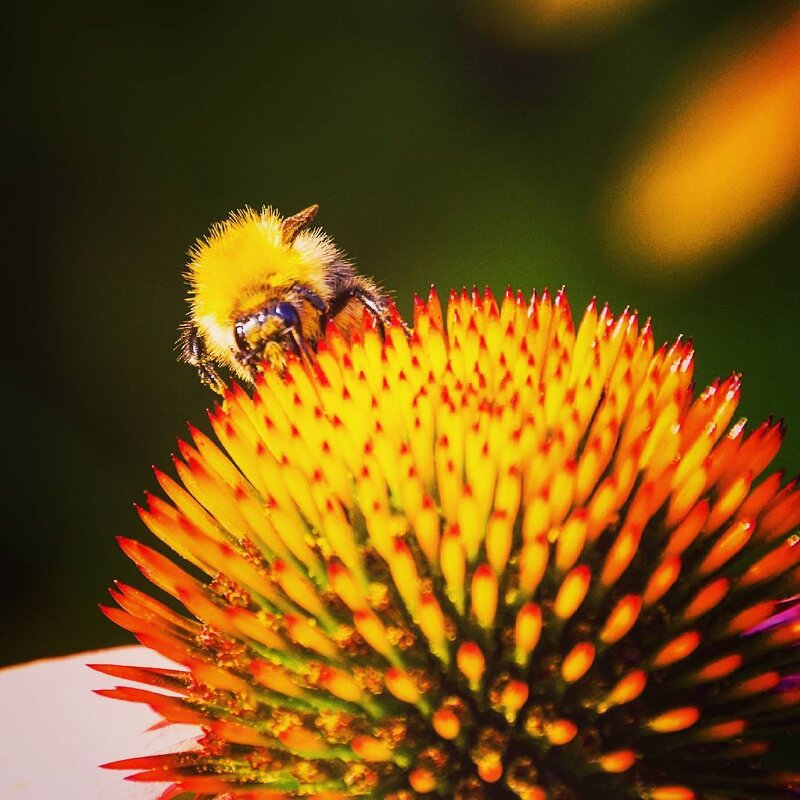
[281, 204, 320, 246]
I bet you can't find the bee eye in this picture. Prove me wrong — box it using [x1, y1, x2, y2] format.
[273, 302, 300, 329]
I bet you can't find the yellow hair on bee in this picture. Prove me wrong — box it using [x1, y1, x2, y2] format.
[181, 205, 373, 386]
[188, 207, 337, 328]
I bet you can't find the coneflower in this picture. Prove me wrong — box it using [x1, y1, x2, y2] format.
[95, 288, 800, 800]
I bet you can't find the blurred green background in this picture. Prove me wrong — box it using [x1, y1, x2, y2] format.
[4, 0, 798, 693]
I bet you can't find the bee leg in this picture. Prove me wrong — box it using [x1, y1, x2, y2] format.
[177, 321, 227, 395]
[326, 285, 409, 338]
[292, 285, 328, 313]
[290, 284, 329, 349]
[293, 281, 392, 333]
[197, 363, 228, 395]
[287, 327, 316, 363]
[351, 289, 386, 321]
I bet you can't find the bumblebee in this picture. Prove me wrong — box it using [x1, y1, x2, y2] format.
[178, 204, 392, 393]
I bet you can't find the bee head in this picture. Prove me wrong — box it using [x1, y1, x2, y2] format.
[233, 302, 302, 368]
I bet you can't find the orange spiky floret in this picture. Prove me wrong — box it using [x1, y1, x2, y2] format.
[96, 287, 800, 799]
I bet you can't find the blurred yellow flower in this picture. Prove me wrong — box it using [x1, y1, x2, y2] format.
[465, 0, 662, 46]
[610, 12, 800, 277]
